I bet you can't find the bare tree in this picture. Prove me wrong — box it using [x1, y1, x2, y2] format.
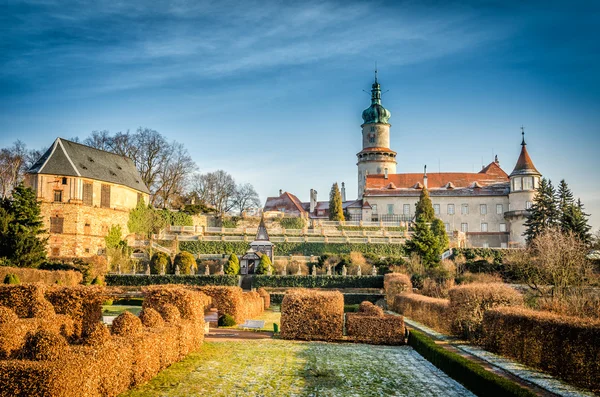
[0, 141, 27, 198]
[232, 183, 260, 216]
[190, 170, 237, 214]
[83, 130, 113, 151]
[154, 142, 197, 208]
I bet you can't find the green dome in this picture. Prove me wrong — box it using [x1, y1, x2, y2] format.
[362, 80, 391, 124]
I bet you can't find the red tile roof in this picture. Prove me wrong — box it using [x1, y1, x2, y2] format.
[366, 161, 509, 190]
[510, 145, 539, 176]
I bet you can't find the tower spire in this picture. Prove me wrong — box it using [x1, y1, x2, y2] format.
[521, 125, 526, 146]
[375, 62, 378, 84]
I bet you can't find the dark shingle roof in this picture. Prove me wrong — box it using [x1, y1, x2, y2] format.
[28, 138, 150, 194]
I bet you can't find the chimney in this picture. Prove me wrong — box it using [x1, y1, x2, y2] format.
[341, 182, 346, 202]
[279, 189, 283, 196]
[384, 168, 388, 179]
[310, 189, 317, 213]
[423, 165, 428, 189]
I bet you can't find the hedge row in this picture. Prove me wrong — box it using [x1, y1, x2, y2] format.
[0, 266, 82, 286]
[270, 293, 382, 306]
[346, 302, 405, 345]
[482, 307, 600, 392]
[192, 286, 263, 324]
[105, 275, 239, 287]
[281, 289, 344, 341]
[392, 294, 451, 334]
[408, 329, 536, 397]
[252, 275, 384, 289]
[180, 241, 406, 257]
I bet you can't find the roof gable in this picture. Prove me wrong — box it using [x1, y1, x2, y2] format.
[28, 138, 150, 194]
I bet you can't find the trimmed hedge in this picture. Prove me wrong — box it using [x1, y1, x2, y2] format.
[180, 241, 406, 257]
[269, 293, 382, 305]
[105, 275, 239, 287]
[408, 329, 536, 397]
[281, 289, 344, 341]
[392, 294, 451, 334]
[252, 275, 383, 289]
[482, 307, 600, 392]
[0, 266, 82, 286]
[383, 273, 411, 307]
[346, 302, 405, 345]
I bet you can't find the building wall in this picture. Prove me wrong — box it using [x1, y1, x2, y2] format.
[26, 173, 149, 258]
[362, 123, 391, 148]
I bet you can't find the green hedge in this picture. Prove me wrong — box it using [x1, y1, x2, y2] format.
[112, 298, 144, 306]
[105, 274, 239, 286]
[180, 241, 406, 257]
[338, 226, 406, 232]
[269, 293, 383, 305]
[252, 275, 383, 289]
[408, 330, 536, 397]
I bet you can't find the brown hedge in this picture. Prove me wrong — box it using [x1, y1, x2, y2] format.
[142, 285, 210, 323]
[0, 266, 82, 286]
[257, 288, 270, 310]
[358, 301, 384, 317]
[139, 308, 164, 328]
[392, 294, 451, 334]
[482, 306, 600, 392]
[195, 286, 263, 324]
[45, 285, 106, 337]
[0, 285, 209, 397]
[111, 311, 143, 337]
[346, 313, 405, 345]
[0, 284, 55, 319]
[448, 283, 523, 341]
[280, 289, 344, 341]
[384, 273, 412, 307]
[20, 330, 68, 361]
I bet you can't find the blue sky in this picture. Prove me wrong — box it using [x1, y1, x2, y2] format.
[1, 0, 599, 230]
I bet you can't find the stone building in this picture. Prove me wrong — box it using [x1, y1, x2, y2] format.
[262, 74, 541, 248]
[240, 218, 274, 274]
[25, 138, 150, 258]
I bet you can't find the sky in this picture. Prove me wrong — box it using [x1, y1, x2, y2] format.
[1, 0, 599, 230]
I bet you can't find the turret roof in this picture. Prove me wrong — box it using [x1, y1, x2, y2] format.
[509, 134, 540, 177]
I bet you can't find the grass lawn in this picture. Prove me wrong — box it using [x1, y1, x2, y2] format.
[119, 340, 475, 397]
[220, 305, 281, 332]
[102, 305, 142, 317]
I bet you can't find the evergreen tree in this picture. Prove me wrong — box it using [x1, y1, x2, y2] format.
[225, 253, 240, 275]
[0, 184, 47, 267]
[556, 179, 576, 233]
[571, 199, 592, 245]
[431, 218, 449, 253]
[255, 253, 272, 274]
[414, 187, 434, 222]
[405, 219, 441, 268]
[328, 183, 344, 221]
[524, 178, 559, 244]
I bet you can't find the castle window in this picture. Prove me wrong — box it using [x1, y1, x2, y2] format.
[84, 221, 91, 235]
[480, 204, 487, 215]
[496, 204, 503, 214]
[371, 204, 377, 214]
[403, 204, 410, 215]
[481, 222, 488, 232]
[61, 177, 68, 185]
[50, 216, 64, 234]
[370, 126, 375, 132]
[445, 222, 450, 232]
[461, 204, 469, 215]
[369, 135, 375, 143]
[100, 184, 111, 208]
[387, 204, 394, 215]
[526, 201, 532, 209]
[447, 204, 455, 215]
[522, 177, 533, 190]
[53, 190, 62, 203]
[513, 178, 522, 191]
[433, 204, 440, 215]
[83, 182, 93, 206]
[499, 223, 507, 232]
[461, 223, 468, 232]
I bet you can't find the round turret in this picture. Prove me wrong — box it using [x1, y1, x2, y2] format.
[362, 81, 391, 124]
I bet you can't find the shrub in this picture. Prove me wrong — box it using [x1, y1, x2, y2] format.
[111, 311, 143, 337]
[139, 308, 165, 328]
[257, 288, 270, 310]
[482, 306, 600, 392]
[277, 217, 306, 230]
[173, 252, 197, 275]
[142, 286, 210, 323]
[21, 329, 68, 361]
[408, 329, 537, 397]
[0, 284, 55, 319]
[392, 294, 451, 334]
[448, 283, 523, 341]
[83, 322, 111, 347]
[105, 274, 239, 286]
[0, 306, 18, 324]
[225, 254, 240, 275]
[383, 273, 412, 307]
[45, 286, 105, 337]
[255, 254, 272, 275]
[346, 312, 405, 345]
[218, 313, 236, 327]
[3, 274, 19, 285]
[358, 301, 384, 317]
[252, 275, 384, 289]
[157, 303, 181, 324]
[0, 266, 82, 286]
[280, 289, 344, 341]
[149, 252, 171, 275]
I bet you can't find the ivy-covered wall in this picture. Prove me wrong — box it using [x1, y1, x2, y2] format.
[179, 241, 406, 257]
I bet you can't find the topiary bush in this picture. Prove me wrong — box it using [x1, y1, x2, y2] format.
[3, 273, 20, 284]
[111, 311, 143, 337]
[139, 308, 165, 328]
[83, 322, 112, 347]
[21, 329, 68, 361]
[173, 251, 197, 275]
[150, 252, 171, 275]
[255, 254, 272, 275]
[158, 303, 181, 324]
[218, 313, 236, 327]
[224, 254, 240, 275]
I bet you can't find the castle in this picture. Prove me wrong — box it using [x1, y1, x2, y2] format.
[265, 74, 541, 248]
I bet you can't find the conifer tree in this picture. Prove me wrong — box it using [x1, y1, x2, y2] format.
[405, 219, 441, 267]
[414, 187, 434, 222]
[255, 253, 272, 274]
[225, 253, 240, 275]
[571, 199, 592, 245]
[0, 184, 47, 267]
[431, 218, 449, 253]
[524, 178, 559, 244]
[556, 179, 576, 233]
[328, 183, 344, 221]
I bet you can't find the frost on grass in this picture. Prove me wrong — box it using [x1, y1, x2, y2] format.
[120, 340, 475, 397]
